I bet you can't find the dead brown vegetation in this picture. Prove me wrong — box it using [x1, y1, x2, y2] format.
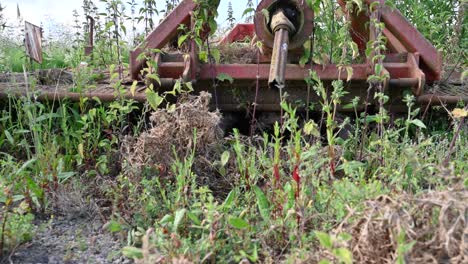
[322, 187, 468, 263]
[122, 91, 223, 178]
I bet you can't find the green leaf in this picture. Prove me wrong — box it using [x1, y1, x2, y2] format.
[223, 188, 237, 209]
[375, 64, 383, 76]
[253, 186, 270, 221]
[173, 208, 186, 233]
[178, 34, 189, 47]
[318, 260, 332, 264]
[145, 89, 163, 110]
[211, 48, 221, 64]
[338, 233, 353, 242]
[199, 51, 208, 63]
[4, 130, 14, 144]
[221, 151, 230, 167]
[187, 211, 201, 225]
[242, 8, 255, 17]
[216, 73, 234, 84]
[284, 182, 295, 210]
[228, 217, 250, 229]
[304, 120, 320, 137]
[130, 80, 138, 96]
[461, 69, 468, 82]
[16, 159, 36, 175]
[122, 246, 143, 259]
[315, 231, 333, 249]
[107, 220, 123, 233]
[306, 0, 321, 13]
[185, 81, 194, 92]
[346, 66, 354, 82]
[299, 40, 311, 67]
[333, 248, 353, 264]
[160, 214, 173, 225]
[410, 119, 427, 129]
[261, 9, 270, 24]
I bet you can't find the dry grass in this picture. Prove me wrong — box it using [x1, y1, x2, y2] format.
[319, 186, 468, 263]
[122, 91, 223, 178]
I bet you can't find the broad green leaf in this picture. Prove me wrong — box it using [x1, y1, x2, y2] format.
[315, 231, 333, 249]
[346, 66, 354, 82]
[107, 220, 123, 233]
[228, 217, 250, 229]
[333, 248, 353, 264]
[130, 80, 138, 96]
[122, 246, 143, 259]
[145, 89, 163, 110]
[410, 119, 427, 129]
[187, 211, 201, 225]
[216, 73, 234, 84]
[211, 48, 221, 64]
[185, 81, 194, 92]
[261, 9, 270, 24]
[223, 188, 237, 209]
[78, 143, 84, 159]
[350, 41, 359, 59]
[284, 182, 295, 210]
[173, 208, 186, 233]
[178, 34, 189, 47]
[242, 8, 255, 17]
[221, 151, 230, 167]
[16, 159, 36, 175]
[4, 130, 14, 144]
[160, 214, 173, 225]
[253, 186, 270, 221]
[304, 120, 320, 137]
[199, 51, 208, 63]
[299, 40, 311, 67]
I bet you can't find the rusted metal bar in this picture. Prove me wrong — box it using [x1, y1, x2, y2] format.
[384, 28, 407, 53]
[199, 64, 367, 81]
[197, 63, 379, 81]
[389, 78, 419, 88]
[417, 95, 467, 105]
[269, 28, 290, 88]
[0, 90, 147, 103]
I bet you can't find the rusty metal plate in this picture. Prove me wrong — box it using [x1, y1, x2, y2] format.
[25, 21, 43, 63]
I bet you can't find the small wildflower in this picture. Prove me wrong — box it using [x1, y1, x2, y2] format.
[452, 108, 467, 119]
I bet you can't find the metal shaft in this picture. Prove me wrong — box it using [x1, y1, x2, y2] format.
[269, 28, 290, 89]
[268, 9, 296, 89]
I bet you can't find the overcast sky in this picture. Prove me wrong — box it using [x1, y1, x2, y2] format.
[1, 0, 251, 28]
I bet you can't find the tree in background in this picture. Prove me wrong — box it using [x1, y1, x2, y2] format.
[245, 0, 254, 23]
[140, 0, 158, 35]
[0, 2, 5, 31]
[227, 1, 235, 29]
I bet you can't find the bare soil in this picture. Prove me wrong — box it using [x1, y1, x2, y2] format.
[4, 216, 131, 264]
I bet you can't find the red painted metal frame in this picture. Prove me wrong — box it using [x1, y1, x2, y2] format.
[129, 0, 442, 100]
[129, 0, 197, 80]
[220, 24, 255, 45]
[157, 57, 423, 86]
[337, 0, 441, 81]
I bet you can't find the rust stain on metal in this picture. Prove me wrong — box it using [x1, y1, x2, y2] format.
[25, 21, 43, 64]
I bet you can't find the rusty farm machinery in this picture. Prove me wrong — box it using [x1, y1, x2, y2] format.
[0, 0, 466, 116]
